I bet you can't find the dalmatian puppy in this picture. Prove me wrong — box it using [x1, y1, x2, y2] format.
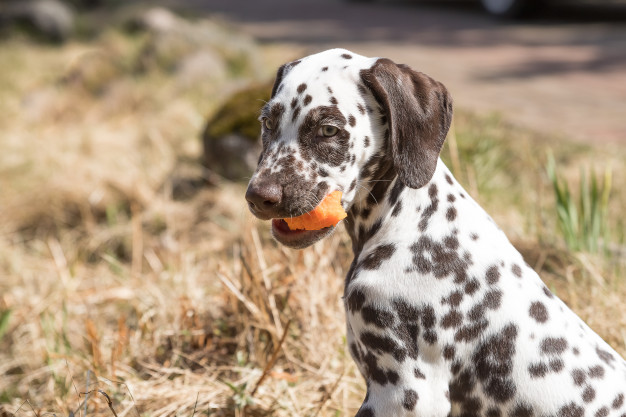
[244, 49, 626, 417]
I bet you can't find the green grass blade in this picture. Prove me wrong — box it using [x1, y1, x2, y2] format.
[0, 309, 11, 341]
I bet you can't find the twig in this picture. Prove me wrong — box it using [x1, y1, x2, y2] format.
[249, 319, 292, 397]
[80, 390, 118, 417]
[63, 360, 82, 417]
[250, 228, 284, 335]
[191, 393, 199, 417]
[84, 370, 91, 417]
[311, 371, 345, 417]
[12, 399, 38, 417]
[575, 252, 605, 287]
[130, 202, 143, 279]
[217, 271, 262, 318]
[47, 238, 72, 286]
[533, 249, 548, 273]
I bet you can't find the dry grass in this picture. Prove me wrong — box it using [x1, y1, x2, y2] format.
[1, 26, 625, 417]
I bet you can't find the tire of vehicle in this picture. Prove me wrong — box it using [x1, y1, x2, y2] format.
[480, 0, 542, 18]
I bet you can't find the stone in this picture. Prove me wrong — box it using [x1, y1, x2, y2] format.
[1, 0, 75, 43]
[202, 82, 272, 181]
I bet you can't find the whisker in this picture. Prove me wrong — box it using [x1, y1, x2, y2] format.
[307, 194, 322, 210]
[355, 182, 378, 206]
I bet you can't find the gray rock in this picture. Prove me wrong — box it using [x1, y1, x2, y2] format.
[129, 7, 261, 78]
[1, 0, 75, 42]
[127, 7, 180, 34]
[176, 49, 228, 86]
[204, 133, 262, 182]
[201, 82, 271, 181]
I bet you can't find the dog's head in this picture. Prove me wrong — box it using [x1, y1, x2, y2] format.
[245, 49, 453, 249]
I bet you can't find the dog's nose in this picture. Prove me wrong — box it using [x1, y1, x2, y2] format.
[245, 182, 282, 218]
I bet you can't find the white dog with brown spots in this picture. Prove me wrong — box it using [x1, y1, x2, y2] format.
[245, 49, 626, 417]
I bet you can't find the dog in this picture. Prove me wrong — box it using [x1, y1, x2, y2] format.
[244, 49, 626, 417]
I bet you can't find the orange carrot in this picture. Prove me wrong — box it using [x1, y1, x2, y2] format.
[284, 191, 347, 230]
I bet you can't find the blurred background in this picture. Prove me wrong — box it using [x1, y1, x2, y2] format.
[0, 0, 624, 415]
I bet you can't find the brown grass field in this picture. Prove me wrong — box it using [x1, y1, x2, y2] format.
[0, 23, 625, 417]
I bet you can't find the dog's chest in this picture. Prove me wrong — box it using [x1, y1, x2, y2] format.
[343, 166, 626, 414]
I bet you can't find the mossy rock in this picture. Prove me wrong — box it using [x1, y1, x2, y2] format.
[202, 81, 272, 181]
[204, 81, 272, 142]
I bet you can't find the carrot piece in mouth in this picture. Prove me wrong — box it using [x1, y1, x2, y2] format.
[283, 190, 347, 231]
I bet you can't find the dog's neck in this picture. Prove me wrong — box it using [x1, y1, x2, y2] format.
[344, 160, 470, 259]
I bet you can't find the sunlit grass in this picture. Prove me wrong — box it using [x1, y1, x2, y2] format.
[1, 25, 625, 416]
[547, 153, 612, 254]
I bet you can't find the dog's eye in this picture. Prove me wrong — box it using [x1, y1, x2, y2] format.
[318, 125, 339, 137]
[262, 118, 274, 130]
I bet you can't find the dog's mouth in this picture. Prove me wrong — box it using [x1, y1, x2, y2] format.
[271, 219, 335, 249]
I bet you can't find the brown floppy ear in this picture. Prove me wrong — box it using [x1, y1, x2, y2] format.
[270, 64, 288, 98]
[270, 59, 302, 98]
[360, 58, 453, 189]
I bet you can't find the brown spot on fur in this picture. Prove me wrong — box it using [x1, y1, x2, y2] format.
[362, 305, 394, 328]
[361, 243, 396, 270]
[473, 324, 518, 402]
[465, 279, 480, 295]
[347, 288, 366, 311]
[446, 207, 457, 221]
[529, 301, 549, 323]
[559, 403, 584, 417]
[596, 408, 609, 417]
[418, 184, 439, 231]
[441, 310, 463, 328]
[512, 404, 533, 417]
[588, 365, 605, 378]
[543, 286, 555, 298]
[572, 369, 586, 385]
[443, 345, 456, 360]
[550, 359, 564, 372]
[443, 291, 464, 306]
[292, 106, 301, 122]
[486, 265, 500, 284]
[403, 389, 418, 410]
[583, 386, 596, 403]
[541, 337, 568, 355]
[528, 362, 548, 378]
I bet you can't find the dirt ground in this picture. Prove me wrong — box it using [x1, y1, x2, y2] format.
[164, 0, 626, 145]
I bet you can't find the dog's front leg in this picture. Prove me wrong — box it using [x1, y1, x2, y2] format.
[346, 297, 451, 417]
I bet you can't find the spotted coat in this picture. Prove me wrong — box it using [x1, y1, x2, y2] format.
[245, 49, 626, 417]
